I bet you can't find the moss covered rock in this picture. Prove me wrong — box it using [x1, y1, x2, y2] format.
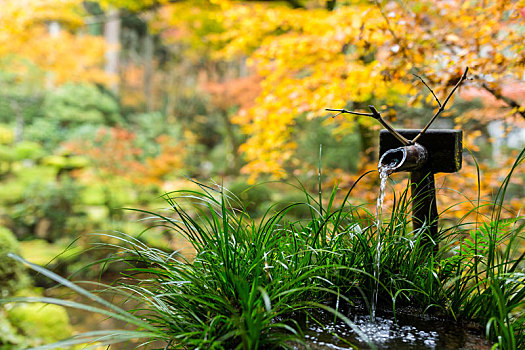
[0, 227, 30, 297]
[0, 308, 24, 349]
[0, 230, 75, 348]
[6, 303, 73, 344]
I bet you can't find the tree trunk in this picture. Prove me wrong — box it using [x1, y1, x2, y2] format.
[104, 8, 121, 94]
[410, 171, 438, 253]
[144, 32, 154, 112]
[10, 100, 23, 143]
[46, 21, 60, 89]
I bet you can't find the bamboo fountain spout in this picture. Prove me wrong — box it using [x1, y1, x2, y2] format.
[379, 129, 463, 250]
[327, 67, 468, 252]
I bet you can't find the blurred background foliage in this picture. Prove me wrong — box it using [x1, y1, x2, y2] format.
[0, 0, 524, 347]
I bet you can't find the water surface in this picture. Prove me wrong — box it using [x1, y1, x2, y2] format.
[299, 307, 492, 350]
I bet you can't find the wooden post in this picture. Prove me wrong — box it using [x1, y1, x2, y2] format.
[410, 170, 438, 250]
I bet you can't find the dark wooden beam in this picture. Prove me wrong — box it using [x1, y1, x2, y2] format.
[379, 129, 462, 173]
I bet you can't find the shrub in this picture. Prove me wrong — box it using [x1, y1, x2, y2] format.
[10, 179, 84, 241]
[13, 141, 44, 161]
[43, 83, 121, 127]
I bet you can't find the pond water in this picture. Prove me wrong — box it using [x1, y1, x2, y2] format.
[51, 286, 492, 349]
[299, 307, 492, 350]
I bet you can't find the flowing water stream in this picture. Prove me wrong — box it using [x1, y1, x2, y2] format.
[372, 162, 397, 320]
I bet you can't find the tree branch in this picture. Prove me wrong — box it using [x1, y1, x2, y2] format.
[326, 106, 410, 145]
[326, 0, 337, 11]
[481, 83, 525, 120]
[412, 73, 441, 108]
[285, 0, 305, 9]
[325, 108, 373, 118]
[368, 105, 410, 145]
[411, 67, 469, 144]
[373, 0, 412, 62]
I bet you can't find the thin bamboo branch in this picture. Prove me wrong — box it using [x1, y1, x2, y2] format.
[412, 73, 442, 108]
[325, 107, 410, 145]
[367, 105, 410, 145]
[411, 67, 469, 144]
[325, 108, 374, 118]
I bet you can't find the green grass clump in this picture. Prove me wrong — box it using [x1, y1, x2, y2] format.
[2, 150, 524, 350]
[95, 181, 370, 349]
[3, 177, 374, 349]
